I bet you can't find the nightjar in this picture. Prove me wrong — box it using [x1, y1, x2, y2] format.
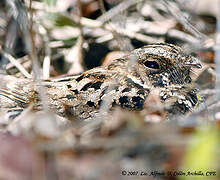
[0, 43, 201, 120]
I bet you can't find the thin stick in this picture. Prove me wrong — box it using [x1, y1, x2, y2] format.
[28, 0, 50, 111]
[162, 0, 207, 40]
[98, 0, 133, 51]
[68, 0, 85, 74]
[37, 24, 52, 79]
[105, 23, 162, 43]
[97, 0, 144, 23]
[76, 0, 84, 66]
[43, 55, 50, 79]
[2, 51, 32, 78]
[77, 16, 161, 43]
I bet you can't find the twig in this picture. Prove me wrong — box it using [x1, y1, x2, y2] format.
[2, 51, 32, 78]
[43, 56, 51, 79]
[76, 0, 84, 68]
[28, 0, 50, 111]
[167, 29, 201, 44]
[39, 25, 51, 79]
[105, 23, 162, 43]
[6, 55, 30, 69]
[67, 0, 85, 74]
[76, 16, 161, 43]
[162, 0, 207, 40]
[97, 0, 144, 23]
[98, 0, 133, 51]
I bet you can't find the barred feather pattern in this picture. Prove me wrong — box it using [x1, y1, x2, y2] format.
[0, 43, 202, 120]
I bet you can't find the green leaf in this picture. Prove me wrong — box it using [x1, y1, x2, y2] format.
[179, 125, 219, 180]
[43, 0, 57, 6]
[47, 13, 76, 27]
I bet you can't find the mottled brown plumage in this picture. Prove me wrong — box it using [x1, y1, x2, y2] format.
[0, 43, 201, 120]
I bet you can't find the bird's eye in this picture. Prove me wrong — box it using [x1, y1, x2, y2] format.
[144, 60, 160, 69]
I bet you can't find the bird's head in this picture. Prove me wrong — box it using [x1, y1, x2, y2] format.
[106, 43, 202, 114]
[135, 43, 202, 87]
[134, 43, 202, 114]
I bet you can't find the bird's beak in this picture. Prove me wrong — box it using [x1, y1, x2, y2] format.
[184, 57, 202, 69]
